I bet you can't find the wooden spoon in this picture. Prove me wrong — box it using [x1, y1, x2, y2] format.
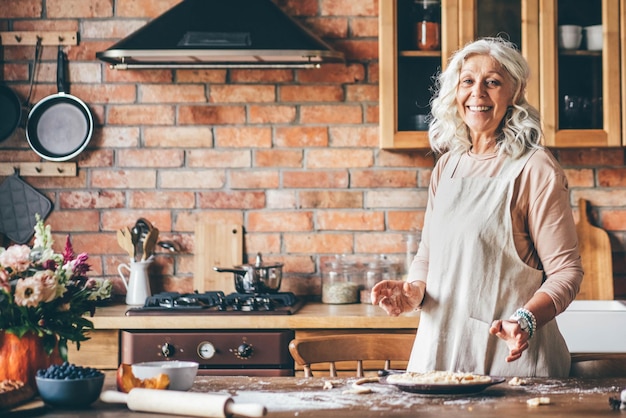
[142, 228, 159, 261]
[116, 228, 134, 259]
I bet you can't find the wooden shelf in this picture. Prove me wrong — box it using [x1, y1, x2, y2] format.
[0, 31, 78, 46]
[0, 162, 77, 177]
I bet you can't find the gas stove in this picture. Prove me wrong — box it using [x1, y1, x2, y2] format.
[125, 291, 304, 316]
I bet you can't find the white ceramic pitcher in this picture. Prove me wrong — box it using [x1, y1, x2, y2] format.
[118, 260, 152, 305]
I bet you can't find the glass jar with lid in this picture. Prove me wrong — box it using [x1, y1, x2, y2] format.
[413, 0, 441, 51]
[321, 255, 360, 304]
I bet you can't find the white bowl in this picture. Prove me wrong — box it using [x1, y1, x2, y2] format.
[558, 25, 582, 50]
[584, 25, 603, 51]
[132, 361, 199, 391]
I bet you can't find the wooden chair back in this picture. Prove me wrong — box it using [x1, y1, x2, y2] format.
[288, 333, 415, 377]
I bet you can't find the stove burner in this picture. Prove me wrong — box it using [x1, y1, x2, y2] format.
[126, 291, 303, 316]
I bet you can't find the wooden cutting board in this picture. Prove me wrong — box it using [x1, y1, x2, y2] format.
[575, 198, 614, 300]
[193, 223, 243, 293]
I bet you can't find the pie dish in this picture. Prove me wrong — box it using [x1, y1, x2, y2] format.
[380, 370, 505, 395]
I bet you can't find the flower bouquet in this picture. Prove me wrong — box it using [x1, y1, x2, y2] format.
[0, 216, 112, 361]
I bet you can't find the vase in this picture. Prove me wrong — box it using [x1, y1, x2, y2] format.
[0, 331, 62, 389]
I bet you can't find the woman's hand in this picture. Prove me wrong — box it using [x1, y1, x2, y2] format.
[489, 319, 530, 362]
[371, 280, 425, 317]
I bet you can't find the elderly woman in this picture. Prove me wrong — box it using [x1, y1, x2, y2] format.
[372, 37, 583, 377]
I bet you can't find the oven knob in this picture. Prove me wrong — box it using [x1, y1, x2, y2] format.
[234, 343, 254, 359]
[198, 342, 216, 360]
[161, 342, 175, 357]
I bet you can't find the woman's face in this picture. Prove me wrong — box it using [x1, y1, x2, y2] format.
[456, 54, 516, 140]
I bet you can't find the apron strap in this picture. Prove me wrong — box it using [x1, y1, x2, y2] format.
[497, 148, 538, 180]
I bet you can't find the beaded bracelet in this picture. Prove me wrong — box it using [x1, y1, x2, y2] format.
[511, 307, 537, 339]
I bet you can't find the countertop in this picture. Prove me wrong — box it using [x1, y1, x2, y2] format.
[89, 302, 421, 330]
[9, 372, 626, 418]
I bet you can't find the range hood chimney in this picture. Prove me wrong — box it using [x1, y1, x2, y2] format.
[96, 0, 345, 69]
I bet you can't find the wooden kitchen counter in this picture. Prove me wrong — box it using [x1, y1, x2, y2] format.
[17, 372, 626, 418]
[89, 302, 420, 330]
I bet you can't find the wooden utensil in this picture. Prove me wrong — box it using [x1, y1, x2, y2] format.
[142, 227, 159, 261]
[116, 228, 134, 259]
[194, 223, 243, 293]
[100, 389, 266, 417]
[575, 198, 614, 300]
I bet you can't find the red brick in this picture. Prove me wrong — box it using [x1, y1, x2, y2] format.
[274, 0, 319, 16]
[178, 105, 246, 125]
[346, 84, 378, 102]
[47, 0, 113, 18]
[115, 0, 180, 17]
[351, 17, 379, 37]
[176, 69, 227, 83]
[388, 211, 426, 231]
[129, 191, 195, 209]
[91, 169, 157, 189]
[160, 170, 225, 189]
[555, 148, 625, 166]
[598, 168, 626, 187]
[230, 170, 280, 189]
[0, 0, 42, 18]
[303, 17, 349, 38]
[320, 0, 377, 16]
[284, 233, 354, 254]
[275, 126, 329, 147]
[197, 191, 266, 209]
[145, 127, 213, 148]
[104, 67, 173, 83]
[230, 69, 294, 83]
[248, 212, 313, 232]
[318, 211, 384, 230]
[249, 105, 297, 124]
[46, 210, 101, 232]
[108, 105, 175, 125]
[368, 62, 379, 83]
[601, 210, 626, 231]
[188, 150, 251, 168]
[351, 169, 418, 188]
[210, 85, 276, 103]
[570, 190, 626, 208]
[118, 149, 184, 167]
[266, 191, 298, 209]
[300, 105, 362, 123]
[299, 191, 363, 208]
[329, 126, 378, 147]
[140, 84, 207, 103]
[307, 149, 373, 168]
[333, 39, 379, 60]
[102, 210, 172, 232]
[71, 84, 137, 104]
[255, 150, 303, 168]
[59, 191, 125, 209]
[12, 19, 77, 31]
[280, 85, 344, 102]
[78, 149, 115, 168]
[214, 127, 272, 147]
[246, 233, 281, 254]
[298, 63, 366, 83]
[378, 150, 436, 167]
[284, 170, 349, 188]
[564, 168, 595, 187]
[355, 232, 407, 254]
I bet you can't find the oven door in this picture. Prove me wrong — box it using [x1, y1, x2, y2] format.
[121, 330, 295, 377]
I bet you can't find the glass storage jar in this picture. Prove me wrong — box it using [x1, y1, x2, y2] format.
[413, 0, 441, 51]
[322, 256, 360, 304]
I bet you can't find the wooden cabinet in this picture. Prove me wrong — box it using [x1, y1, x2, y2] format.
[380, 0, 623, 149]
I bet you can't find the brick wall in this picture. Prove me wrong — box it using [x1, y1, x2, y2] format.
[0, 0, 624, 299]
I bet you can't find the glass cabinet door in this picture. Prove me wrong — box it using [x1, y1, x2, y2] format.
[458, 0, 539, 109]
[379, 0, 459, 149]
[540, 0, 620, 147]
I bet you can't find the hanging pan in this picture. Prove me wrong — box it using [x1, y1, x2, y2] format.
[0, 84, 21, 143]
[26, 47, 93, 161]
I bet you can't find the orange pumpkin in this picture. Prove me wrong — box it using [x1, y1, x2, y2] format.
[0, 332, 62, 389]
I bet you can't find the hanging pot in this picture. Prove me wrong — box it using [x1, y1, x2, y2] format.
[214, 253, 283, 294]
[0, 84, 21, 143]
[26, 47, 93, 161]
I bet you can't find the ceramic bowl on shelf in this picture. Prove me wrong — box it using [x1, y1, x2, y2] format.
[132, 361, 199, 391]
[584, 25, 603, 51]
[558, 25, 583, 50]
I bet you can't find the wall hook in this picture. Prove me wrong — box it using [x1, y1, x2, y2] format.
[35, 166, 42, 173]
[14, 35, 22, 43]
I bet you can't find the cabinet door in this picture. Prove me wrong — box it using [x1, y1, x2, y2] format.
[379, 0, 459, 149]
[458, 0, 539, 109]
[540, 0, 621, 147]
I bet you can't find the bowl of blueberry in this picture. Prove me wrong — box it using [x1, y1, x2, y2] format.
[35, 362, 104, 408]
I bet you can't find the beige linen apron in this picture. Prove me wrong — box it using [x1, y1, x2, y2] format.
[407, 149, 571, 377]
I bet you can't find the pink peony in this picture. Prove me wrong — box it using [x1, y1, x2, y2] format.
[14, 276, 44, 307]
[0, 245, 31, 274]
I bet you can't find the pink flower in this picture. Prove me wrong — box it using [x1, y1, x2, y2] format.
[14, 276, 44, 307]
[0, 269, 9, 293]
[34, 269, 60, 303]
[0, 245, 31, 274]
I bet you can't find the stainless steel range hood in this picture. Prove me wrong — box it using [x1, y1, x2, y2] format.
[96, 0, 345, 70]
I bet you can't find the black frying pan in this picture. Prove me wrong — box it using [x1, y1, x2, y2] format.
[26, 47, 93, 161]
[0, 83, 21, 142]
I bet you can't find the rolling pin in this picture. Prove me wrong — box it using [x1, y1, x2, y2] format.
[100, 389, 267, 417]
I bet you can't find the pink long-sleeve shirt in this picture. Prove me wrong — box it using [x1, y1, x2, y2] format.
[410, 148, 583, 315]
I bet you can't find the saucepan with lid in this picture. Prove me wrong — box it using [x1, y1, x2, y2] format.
[214, 253, 283, 294]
